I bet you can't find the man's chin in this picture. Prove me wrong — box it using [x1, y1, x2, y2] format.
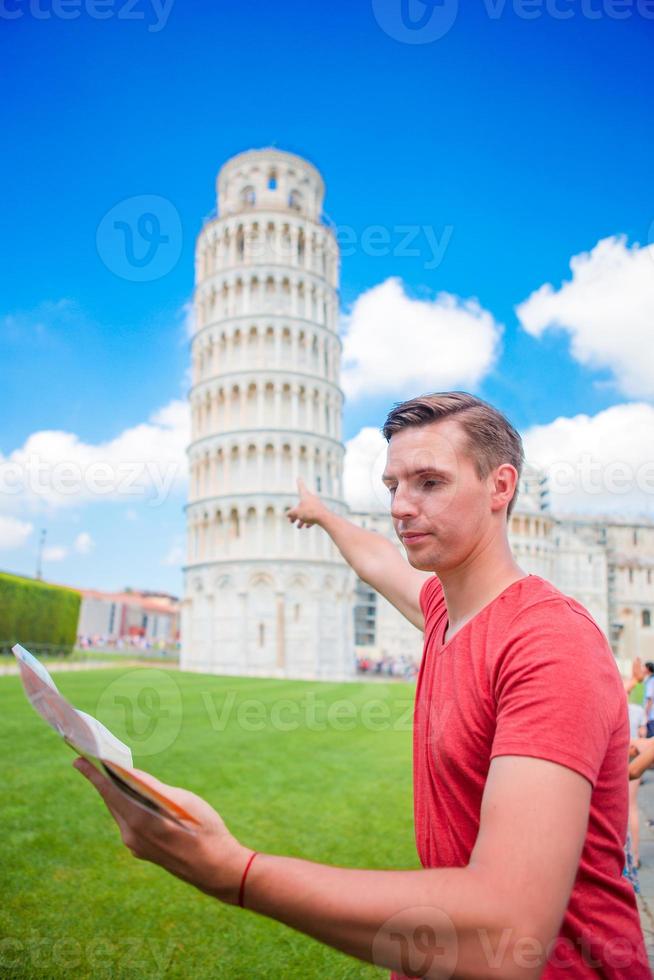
[406, 552, 438, 572]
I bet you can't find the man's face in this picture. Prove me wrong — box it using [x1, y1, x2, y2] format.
[382, 419, 496, 572]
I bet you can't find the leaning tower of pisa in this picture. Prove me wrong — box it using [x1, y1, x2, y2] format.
[181, 148, 354, 679]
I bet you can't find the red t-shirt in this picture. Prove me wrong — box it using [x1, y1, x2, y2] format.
[393, 574, 649, 979]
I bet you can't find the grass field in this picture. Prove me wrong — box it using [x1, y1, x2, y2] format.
[1, 667, 418, 979]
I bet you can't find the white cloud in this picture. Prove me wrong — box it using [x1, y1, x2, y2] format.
[42, 545, 67, 562]
[162, 540, 185, 567]
[341, 278, 502, 401]
[516, 236, 654, 399]
[0, 399, 190, 510]
[522, 402, 654, 518]
[344, 404, 654, 520]
[343, 427, 389, 512]
[74, 531, 94, 554]
[0, 298, 79, 347]
[0, 515, 33, 551]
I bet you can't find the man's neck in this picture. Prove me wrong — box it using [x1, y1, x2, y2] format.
[438, 543, 527, 643]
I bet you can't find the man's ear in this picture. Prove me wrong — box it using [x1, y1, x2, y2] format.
[489, 464, 518, 514]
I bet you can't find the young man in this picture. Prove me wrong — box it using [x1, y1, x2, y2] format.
[75, 392, 650, 978]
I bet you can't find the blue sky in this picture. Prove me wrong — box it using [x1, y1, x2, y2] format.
[1, 0, 653, 594]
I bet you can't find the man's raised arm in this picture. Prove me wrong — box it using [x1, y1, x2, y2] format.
[286, 477, 430, 631]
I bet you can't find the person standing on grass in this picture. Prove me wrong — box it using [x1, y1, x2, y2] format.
[628, 703, 646, 872]
[625, 682, 647, 877]
[74, 392, 650, 979]
[643, 662, 654, 737]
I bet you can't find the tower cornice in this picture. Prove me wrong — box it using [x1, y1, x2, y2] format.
[189, 313, 343, 349]
[188, 370, 345, 401]
[186, 428, 346, 454]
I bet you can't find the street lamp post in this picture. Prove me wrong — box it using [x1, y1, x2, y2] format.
[36, 528, 46, 580]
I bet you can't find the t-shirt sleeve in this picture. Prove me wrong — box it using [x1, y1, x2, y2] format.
[489, 601, 624, 787]
[419, 575, 442, 618]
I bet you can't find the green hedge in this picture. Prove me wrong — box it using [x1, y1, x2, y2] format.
[0, 572, 81, 656]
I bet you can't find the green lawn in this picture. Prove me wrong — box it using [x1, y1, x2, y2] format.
[0, 668, 418, 978]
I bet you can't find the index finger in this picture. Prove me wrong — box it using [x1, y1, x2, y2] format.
[127, 766, 179, 796]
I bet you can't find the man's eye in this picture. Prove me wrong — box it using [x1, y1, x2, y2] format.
[423, 480, 441, 489]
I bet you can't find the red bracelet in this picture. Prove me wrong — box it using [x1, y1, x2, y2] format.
[238, 851, 259, 908]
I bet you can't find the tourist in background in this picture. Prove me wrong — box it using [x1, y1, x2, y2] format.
[643, 662, 654, 737]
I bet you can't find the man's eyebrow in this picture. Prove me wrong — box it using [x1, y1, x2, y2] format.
[381, 468, 451, 484]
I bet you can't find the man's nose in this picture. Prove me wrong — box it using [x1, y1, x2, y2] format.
[390, 485, 418, 521]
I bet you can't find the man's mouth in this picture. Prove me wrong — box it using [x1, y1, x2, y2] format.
[400, 532, 430, 543]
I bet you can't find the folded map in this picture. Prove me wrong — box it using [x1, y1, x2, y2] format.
[12, 644, 199, 829]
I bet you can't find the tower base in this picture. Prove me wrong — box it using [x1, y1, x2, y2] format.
[181, 560, 355, 680]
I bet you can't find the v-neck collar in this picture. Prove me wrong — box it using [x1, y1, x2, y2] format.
[439, 574, 533, 652]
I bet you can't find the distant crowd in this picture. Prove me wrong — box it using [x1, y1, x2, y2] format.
[77, 634, 179, 653]
[356, 654, 418, 681]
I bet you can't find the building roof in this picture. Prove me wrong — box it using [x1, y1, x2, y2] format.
[80, 588, 180, 614]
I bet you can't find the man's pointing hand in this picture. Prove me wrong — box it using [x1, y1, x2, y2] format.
[285, 477, 329, 529]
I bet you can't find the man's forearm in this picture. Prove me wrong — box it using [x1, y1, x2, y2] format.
[319, 510, 399, 583]
[237, 855, 540, 980]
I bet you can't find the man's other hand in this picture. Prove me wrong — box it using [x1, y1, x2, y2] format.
[73, 757, 250, 903]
